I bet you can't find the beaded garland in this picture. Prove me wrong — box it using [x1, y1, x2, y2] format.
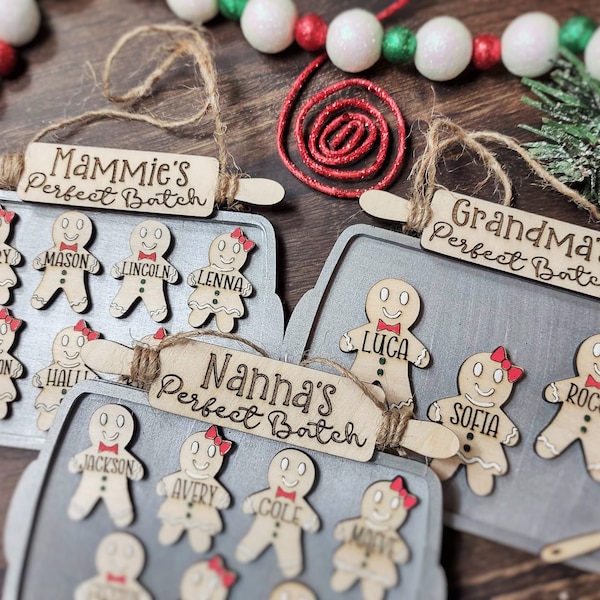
[0, 0, 42, 78]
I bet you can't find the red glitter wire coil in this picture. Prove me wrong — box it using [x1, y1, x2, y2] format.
[276, 0, 410, 199]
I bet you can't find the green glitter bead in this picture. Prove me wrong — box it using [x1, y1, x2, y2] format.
[382, 26, 416, 64]
[559, 15, 597, 54]
[218, 0, 248, 21]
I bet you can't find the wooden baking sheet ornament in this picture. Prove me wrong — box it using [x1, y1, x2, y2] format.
[0, 308, 23, 420]
[0, 204, 22, 305]
[361, 188, 600, 299]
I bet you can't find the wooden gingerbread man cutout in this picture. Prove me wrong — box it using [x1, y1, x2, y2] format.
[331, 477, 416, 600]
[0, 205, 21, 304]
[31, 211, 100, 313]
[180, 555, 236, 600]
[0, 308, 23, 419]
[110, 220, 178, 322]
[33, 320, 100, 431]
[427, 347, 523, 496]
[156, 426, 232, 553]
[187, 227, 255, 333]
[68, 403, 144, 527]
[236, 448, 320, 578]
[269, 581, 317, 600]
[536, 334, 600, 481]
[74, 532, 152, 600]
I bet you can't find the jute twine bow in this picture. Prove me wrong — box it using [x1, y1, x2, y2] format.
[403, 116, 600, 233]
[0, 24, 242, 207]
[128, 332, 411, 453]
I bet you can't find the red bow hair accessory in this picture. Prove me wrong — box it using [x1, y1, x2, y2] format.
[0, 308, 21, 332]
[230, 227, 255, 252]
[74, 320, 100, 341]
[490, 347, 523, 383]
[390, 476, 418, 510]
[0, 208, 15, 224]
[208, 556, 236, 588]
[205, 425, 232, 456]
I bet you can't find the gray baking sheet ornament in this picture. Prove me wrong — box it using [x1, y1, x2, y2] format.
[0, 189, 284, 450]
[282, 222, 600, 573]
[3, 379, 446, 600]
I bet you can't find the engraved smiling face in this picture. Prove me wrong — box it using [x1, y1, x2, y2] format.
[95, 532, 145, 582]
[89, 404, 135, 447]
[460, 351, 514, 408]
[365, 278, 420, 327]
[51, 325, 87, 365]
[269, 581, 317, 600]
[208, 233, 248, 271]
[267, 449, 316, 497]
[576, 334, 600, 378]
[130, 220, 171, 256]
[52, 211, 93, 246]
[180, 430, 225, 480]
[180, 559, 233, 600]
[361, 480, 408, 530]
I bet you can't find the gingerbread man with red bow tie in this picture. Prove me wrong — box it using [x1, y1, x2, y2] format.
[0, 308, 23, 419]
[536, 334, 600, 482]
[0, 205, 21, 305]
[33, 320, 100, 431]
[187, 227, 255, 333]
[68, 403, 144, 527]
[180, 555, 236, 600]
[31, 211, 100, 313]
[110, 220, 178, 322]
[427, 347, 523, 496]
[236, 449, 320, 578]
[331, 477, 416, 600]
[156, 427, 233, 553]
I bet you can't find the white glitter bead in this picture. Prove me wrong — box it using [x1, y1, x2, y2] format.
[326, 9, 383, 73]
[240, 0, 298, 54]
[414, 16, 472, 82]
[166, 0, 219, 24]
[501, 12, 559, 78]
[0, 0, 41, 47]
[585, 27, 600, 81]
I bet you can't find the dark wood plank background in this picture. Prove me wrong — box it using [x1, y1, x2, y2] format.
[1, 0, 599, 597]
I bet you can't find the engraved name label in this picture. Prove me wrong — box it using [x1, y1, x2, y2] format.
[421, 190, 600, 298]
[18, 143, 218, 218]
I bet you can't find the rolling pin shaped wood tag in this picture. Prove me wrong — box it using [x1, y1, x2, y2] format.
[17, 143, 285, 217]
[81, 338, 384, 462]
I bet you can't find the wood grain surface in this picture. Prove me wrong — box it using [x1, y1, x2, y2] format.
[1, 0, 599, 598]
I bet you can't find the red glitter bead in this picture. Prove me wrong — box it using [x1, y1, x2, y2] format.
[295, 14, 328, 52]
[0, 41, 17, 78]
[472, 33, 501, 70]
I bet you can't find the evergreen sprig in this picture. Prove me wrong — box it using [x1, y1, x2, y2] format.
[520, 48, 600, 206]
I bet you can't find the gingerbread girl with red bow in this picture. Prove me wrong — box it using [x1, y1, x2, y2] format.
[31, 211, 100, 313]
[187, 227, 255, 333]
[331, 477, 417, 600]
[0, 205, 21, 305]
[156, 427, 233, 553]
[0, 308, 23, 419]
[180, 555, 236, 600]
[536, 333, 600, 481]
[427, 347, 523, 496]
[33, 320, 100, 431]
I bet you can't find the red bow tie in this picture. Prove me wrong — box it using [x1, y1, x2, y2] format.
[99, 442, 118, 454]
[0, 308, 21, 331]
[138, 251, 156, 261]
[231, 227, 255, 252]
[586, 374, 600, 389]
[74, 320, 100, 341]
[276, 487, 296, 502]
[106, 573, 126, 584]
[60, 242, 78, 252]
[0, 209, 15, 224]
[390, 476, 418, 509]
[205, 425, 232, 455]
[490, 347, 524, 383]
[208, 556, 236, 589]
[377, 319, 400, 335]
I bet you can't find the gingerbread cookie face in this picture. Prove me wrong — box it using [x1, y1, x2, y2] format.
[74, 532, 152, 600]
[0, 308, 23, 419]
[269, 581, 317, 600]
[31, 211, 100, 313]
[187, 227, 255, 333]
[33, 320, 100, 431]
[331, 476, 416, 599]
[536, 334, 600, 482]
[427, 347, 523, 496]
[236, 449, 320, 578]
[68, 403, 144, 527]
[110, 220, 178, 322]
[180, 556, 236, 600]
[0, 205, 21, 305]
[156, 427, 233, 553]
